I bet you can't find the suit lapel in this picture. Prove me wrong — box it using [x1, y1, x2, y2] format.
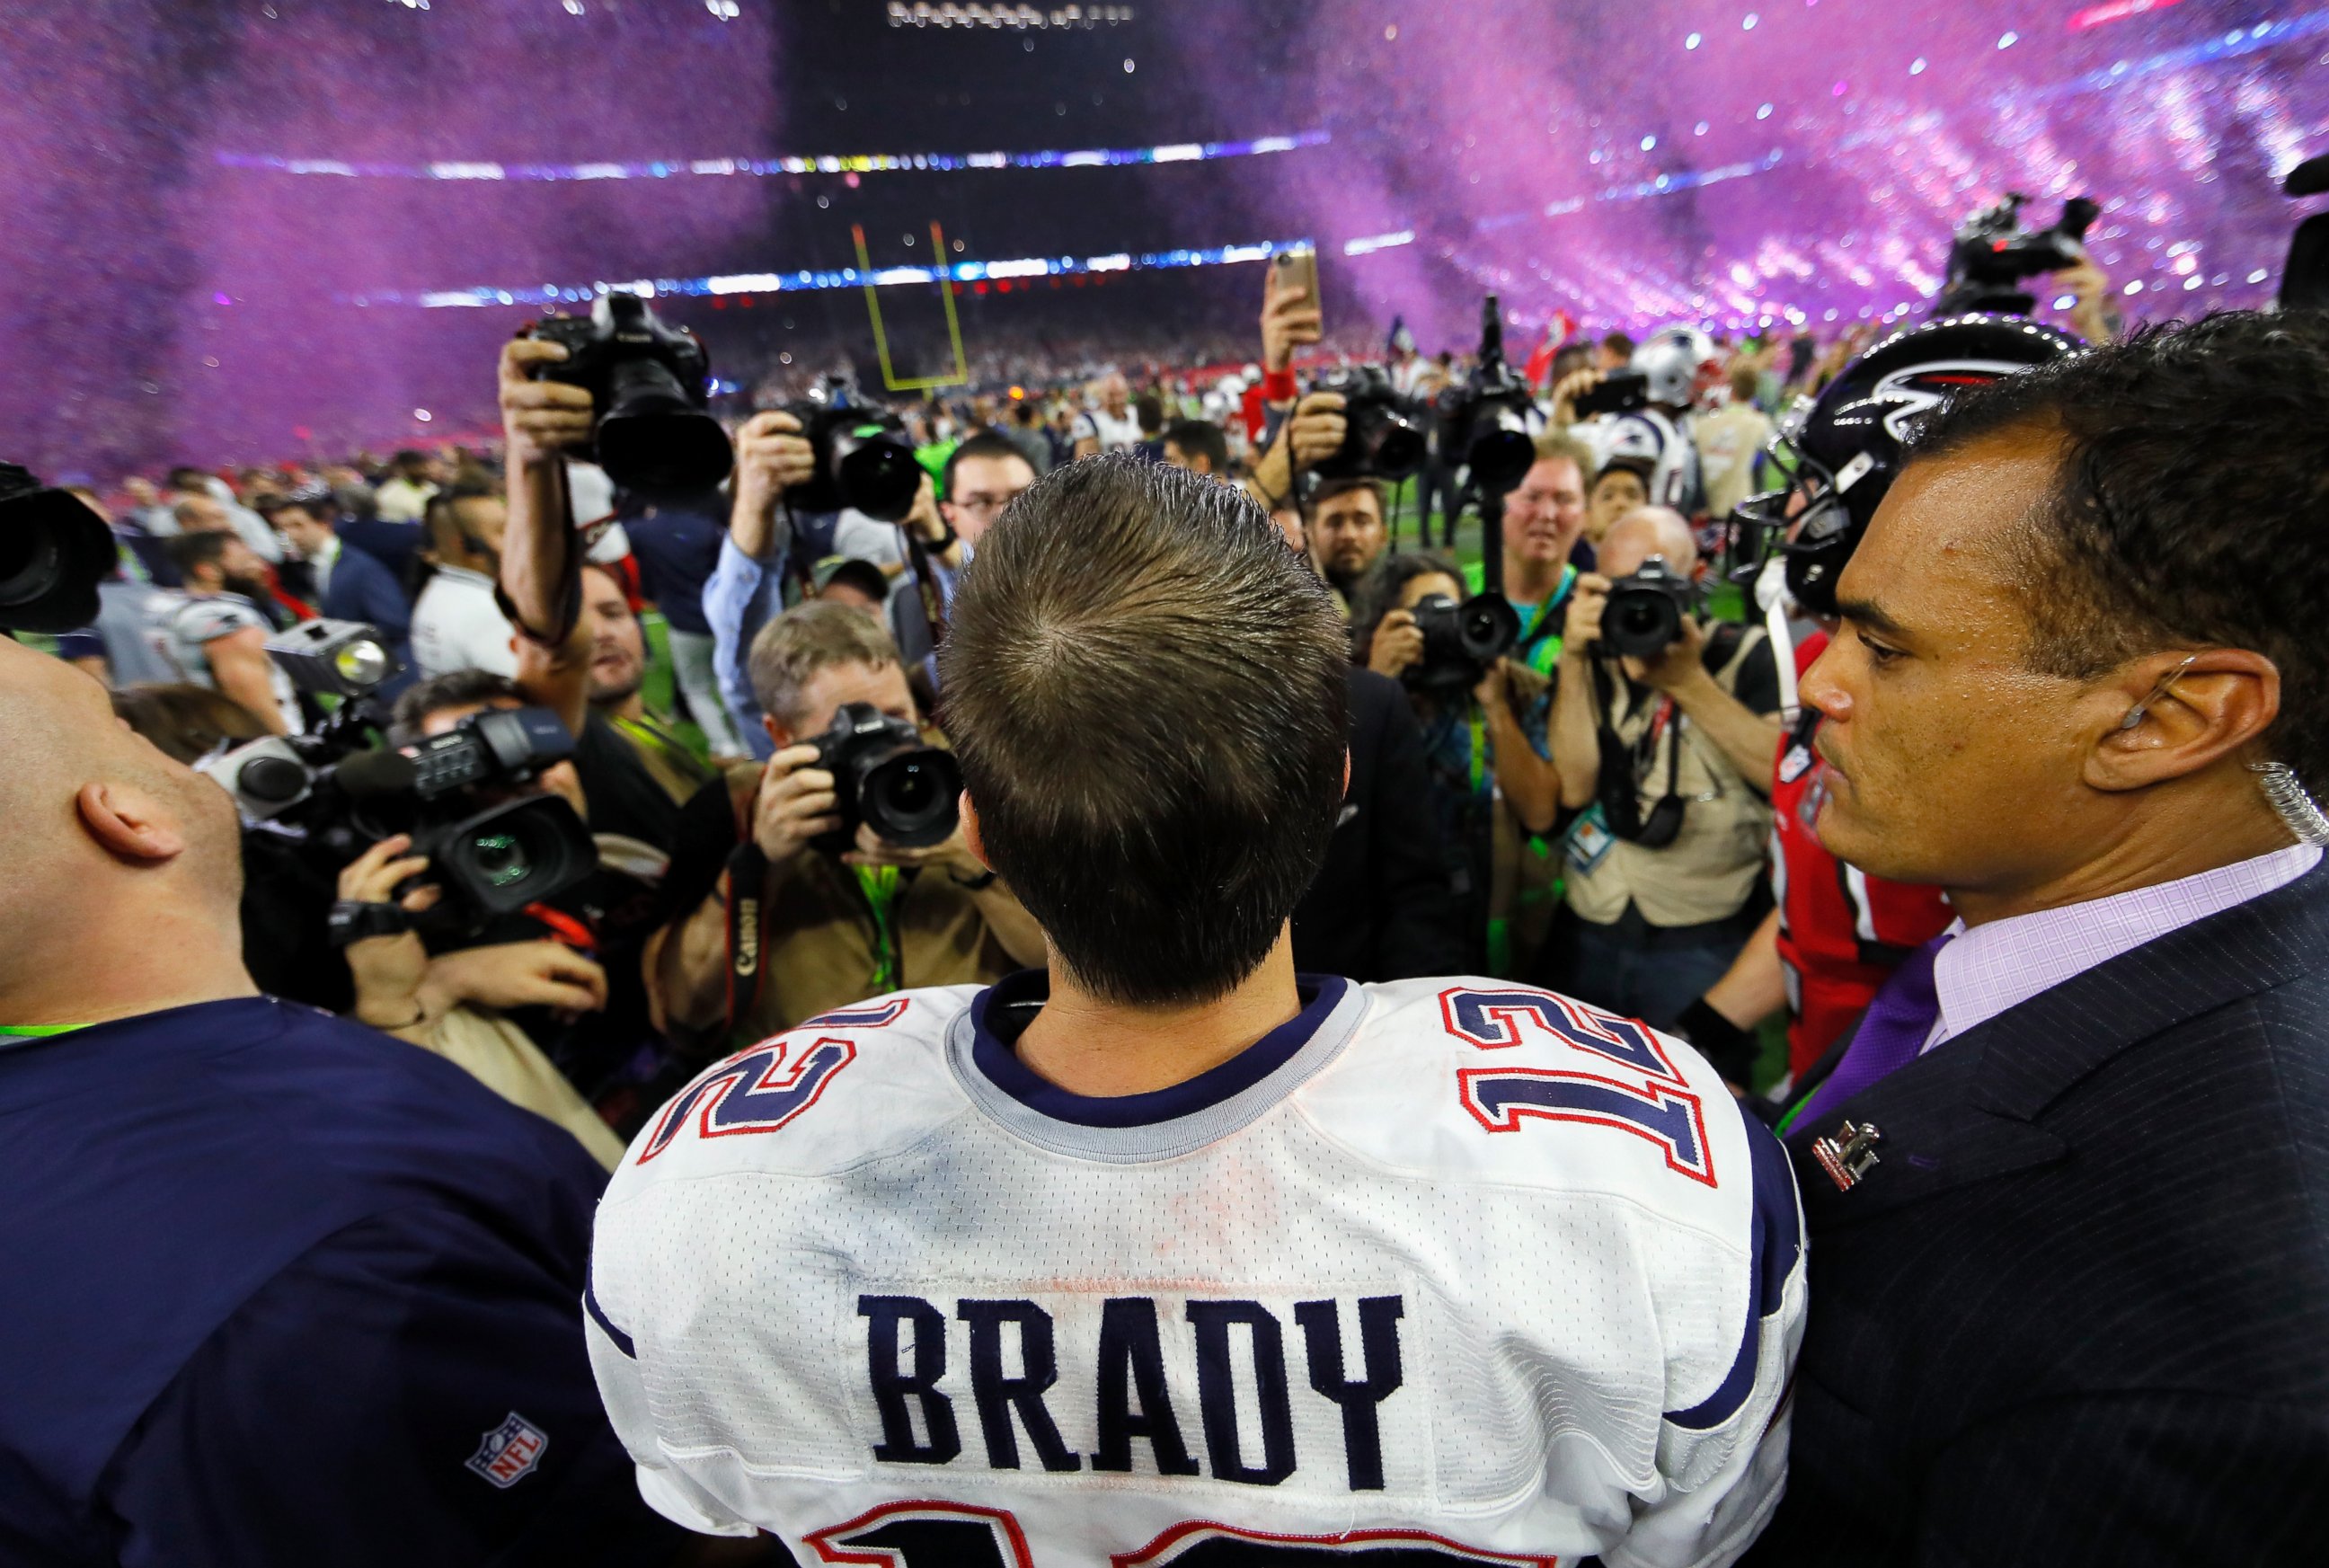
[1788, 859, 2329, 1224]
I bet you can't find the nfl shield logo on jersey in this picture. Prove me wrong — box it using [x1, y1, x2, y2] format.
[465, 1411, 549, 1489]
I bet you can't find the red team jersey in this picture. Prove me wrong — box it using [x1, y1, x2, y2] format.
[1771, 633, 1955, 1077]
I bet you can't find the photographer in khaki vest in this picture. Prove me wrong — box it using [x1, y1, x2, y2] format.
[649, 602, 1044, 1051]
[1543, 506, 1785, 1027]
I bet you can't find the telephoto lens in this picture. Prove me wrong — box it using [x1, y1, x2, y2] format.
[0, 463, 114, 634]
[810, 702, 963, 850]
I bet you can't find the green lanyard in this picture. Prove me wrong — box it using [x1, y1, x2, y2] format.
[854, 865, 905, 994]
[0, 1023, 84, 1041]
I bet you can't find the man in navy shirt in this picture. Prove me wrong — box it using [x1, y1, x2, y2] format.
[0, 635, 706, 1564]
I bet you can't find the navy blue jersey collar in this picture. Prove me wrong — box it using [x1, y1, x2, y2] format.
[967, 970, 1350, 1129]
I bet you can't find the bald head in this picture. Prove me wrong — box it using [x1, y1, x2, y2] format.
[1599, 505, 1698, 580]
[0, 638, 248, 1019]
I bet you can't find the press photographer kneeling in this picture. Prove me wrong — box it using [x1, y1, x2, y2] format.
[1544, 505, 1784, 1027]
[651, 600, 1046, 1049]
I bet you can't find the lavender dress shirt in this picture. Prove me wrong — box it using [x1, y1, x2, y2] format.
[1919, 841, 2323, 1055]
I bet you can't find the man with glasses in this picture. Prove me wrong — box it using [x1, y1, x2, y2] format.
[887, 430, 1037, 684]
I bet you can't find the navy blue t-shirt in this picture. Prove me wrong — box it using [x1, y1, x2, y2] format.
[620, 498, 726, 637]
[0, 997, 686, 1566]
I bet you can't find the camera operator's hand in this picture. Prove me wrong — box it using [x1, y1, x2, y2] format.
[1473, 656, 1513, 713]
[2059, 259, 2121, 344]
[1285, 391, 1348, 472]
[1624, 614, 1706, 691]
[499, 339, 596, 472]
[901, 471, 946, 545]
[751, 744, 841, 870]
[1561, 571, 1610, 659]
[1367, 607, 1425, 680]
[425, 940, 608, 1017]
[841, 819, 986, 882]
[730, 411, 819, 560]
[339, 835, 444, 1032]
[1550, 368, 1602, 429]
[1259, 261, 1322, 376]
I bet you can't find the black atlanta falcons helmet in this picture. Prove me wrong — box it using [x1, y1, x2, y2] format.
[1727, 314, 2085, 615]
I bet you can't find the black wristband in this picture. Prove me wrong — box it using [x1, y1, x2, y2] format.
[328, 899, 413, 950]
[948, 866, 997, 890]
[1676, 997, 1758, 1087]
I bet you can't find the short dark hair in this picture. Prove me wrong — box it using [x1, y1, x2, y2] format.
[1311, 475, 1385, 517]
[1600, 331, 1636, 359]
[1908, 311, 2329, 790]
[164, 530, 232, 580]
[388, 669, 524, 746]
[1162, 418, 1230, 474]
[939, 456, 1349, 1006]
[1351, 550, 1465, 662]
[941, 430, 1034, 501]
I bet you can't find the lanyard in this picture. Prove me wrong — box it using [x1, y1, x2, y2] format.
[0, 1023, 83, 1037]
[855, 866, 905, 994]
[1467, 704, 1488, 797]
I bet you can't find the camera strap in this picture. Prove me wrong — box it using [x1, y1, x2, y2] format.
[900, 527, 950, 656]
[723, 842, 771, 1029]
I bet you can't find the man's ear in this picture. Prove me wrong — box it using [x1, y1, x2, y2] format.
[75, 780, 189, 866]
[763, 714, 796, 751]
[2086, 648, 2280, 794]
[1342, 749, 1353, 799]
[960, 791, 992, 871]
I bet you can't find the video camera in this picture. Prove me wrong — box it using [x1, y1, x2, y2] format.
[1312, 365, 1428, 482]
[0, 463, 114, 636]
[1934, 192, 2101, 316]
[201, 628, 597, 932]
[526, 293, 731, 497]
[784, 378, 924, 523]
[1404, 592, 1520, 694]
[1598, 556, 1697, 660]
[808, 702, 962, 853]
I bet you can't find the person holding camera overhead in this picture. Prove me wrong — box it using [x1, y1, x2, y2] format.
[650, 599, 1045, 1050]
[1543, 505, 1784, 1028]
[1356, 552, 1562, 977]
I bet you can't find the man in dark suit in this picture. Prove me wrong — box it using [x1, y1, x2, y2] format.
[1745, 312, 2329, 1564]
[1291, 666, 1470, 980]
[268, 485, 415, 690]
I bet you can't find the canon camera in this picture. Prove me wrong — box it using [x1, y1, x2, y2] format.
[526, 293, 731, 496]
[810, 702, 962, 852]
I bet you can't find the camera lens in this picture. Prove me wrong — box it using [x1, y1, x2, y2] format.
[833, 425, 923, 522]
[1368, 415, 1427, 479]
[862, 749, 963, 847]
[469, 829, 532, 890]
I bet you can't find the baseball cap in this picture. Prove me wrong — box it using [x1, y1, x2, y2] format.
[811, 556, 890, 603]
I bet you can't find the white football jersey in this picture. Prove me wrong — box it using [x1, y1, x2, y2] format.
[586, 973, 1804, 1568]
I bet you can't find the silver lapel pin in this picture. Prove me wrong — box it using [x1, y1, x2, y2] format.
[1812, 1120, 1884, 1192]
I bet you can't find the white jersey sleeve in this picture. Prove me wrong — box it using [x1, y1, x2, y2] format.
[586, 977, 1803, 1567]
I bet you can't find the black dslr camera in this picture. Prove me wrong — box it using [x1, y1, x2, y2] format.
[525, 293, 731, 496]
[1436, 295, 1539, 499]
[1312, 365, 1427, 482]
[784, 378, 924, 523]
[1598, 556, 1697, 660]
[1934, 192, 2101, 316]
[810, 702, 962, 851]
[1405, 592, 1520, 693]
[0, 462, 114, 635]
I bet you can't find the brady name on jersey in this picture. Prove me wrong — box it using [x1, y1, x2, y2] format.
[586, 974, 1803, 1567]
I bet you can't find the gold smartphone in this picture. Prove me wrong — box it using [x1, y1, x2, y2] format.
[1274, 244, 1319, 310]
